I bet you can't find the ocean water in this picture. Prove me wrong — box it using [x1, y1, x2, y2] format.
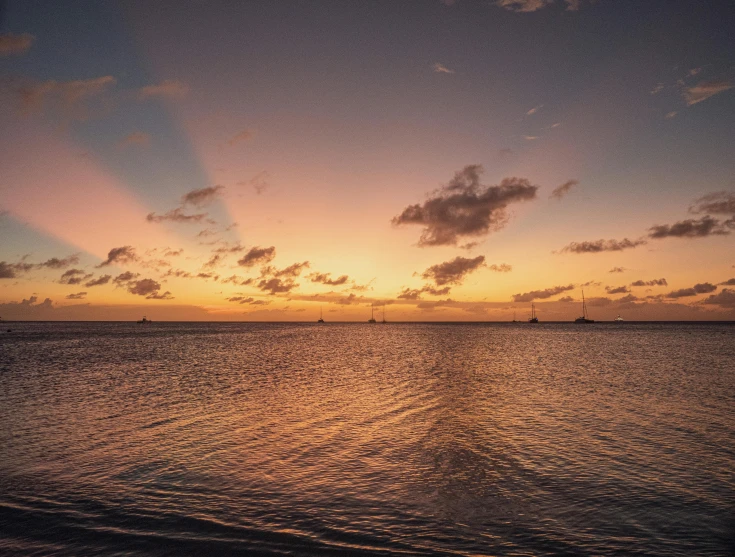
[0, 322, 733, 556]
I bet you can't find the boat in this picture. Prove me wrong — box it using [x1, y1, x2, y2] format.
[528, 303, 539, 323]
[512, 310, 518, 323]
[381, 304, 387, 324]
[574, 289, 595, 323]
[317, 306, 325, 323]
[137, 316, 151, 324]
[368, 304, 377, 323]
[614, 314, 624, 322]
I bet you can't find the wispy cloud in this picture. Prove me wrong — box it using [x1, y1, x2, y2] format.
[119, 131, 151, 148]
[526, 105, 542, 116]
[433, 62, 455, 74]
[227, 129, 255, 146]
[237, 246, 276, 268]
[146, 208, 212, 224]
[559, 238, 647, 253]
[689, 191, 735, 216]
[608, 267, 627, 273]
[421, 255, 486, 286]
[97, 246, 139, 267]
[648, 216, 729, 239]
[512, 284, 574, 303]
[665, 283, 717, 298]
[684, 80, 734, 106]
[0, 32, 35, 56]
[137, 80, 188, 100]
[65, 292, 87, 300]
[631, 278, 667, 287]
[550, 179, 579, 200]
[182, 185, 225, 207]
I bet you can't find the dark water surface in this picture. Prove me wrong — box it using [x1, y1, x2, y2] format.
[1, 322, 733, 556]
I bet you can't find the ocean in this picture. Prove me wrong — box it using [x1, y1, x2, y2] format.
[1, 322, 733, 556]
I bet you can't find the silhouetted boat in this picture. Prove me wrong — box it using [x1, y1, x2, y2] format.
[529, 303, 539, 323]
[137, 316, 151, 324]
[574, 289, 595, 323]
[512, 310, 518, 323]
[381, 304, 387, 324]
[615, 314, 624, 322]
[368, 304, 377, 323]
[317, 306, 325, 323]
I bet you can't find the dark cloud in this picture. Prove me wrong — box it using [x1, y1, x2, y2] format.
[550, 179, 579, 200]
[226, 296, 270, 305]
[587, 297, 613, 307]
[720, 278, 735, 286]
[631, 278, 668, 287]
[127, 278, 173, 299]
[40, 255, 80, 269]
[397, 285, 452, 300]
[203, 254, 222, 269]
[689, 191, 735, 215]
[65, 292, 87, 300]
[684, 80, 734, 106]
[196, 273, 218, 281]
[97, 246, 138, 267]
[309, 273, 349, 286]
[0, 261, 17, 279]
[146, 208, 211, 224]
[666, 283, 717, 298]
[421, 255, 486, 286]
[616, 294, 640, 303]
[182, 185, 225, 207]
[512, 284, 575, 303]
[609, 267, 627, 273]
[113, 271, 140, 286]
[648, 216, 729, 239]
[257, 278, 297, 295]
[557, 296, 574, 303]
[238, 171, 270, 195]
[560, 238, 647, 253]
[12, 75, 116, 118]
[237, 246, 276, 268]
[700, 288, 735, 308]
[606, 286, 630, 294]
[391, 165, 538, 246]
[0, 32, 35, 56]
[85, 275, 111, 287]
[163, 248, 183, 257]
[59, 269, 93, 285]
[213, 243, 245, 254]
[262, 262, 310, 278]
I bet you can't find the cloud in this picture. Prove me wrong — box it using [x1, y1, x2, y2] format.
[237, 246, 276, 268]
[421, 255, 486, 286]
[550, 179, 579, 200]
[309, 273, 350, 286]
[700, 288, 735, 308]
[59, 269, 93, 285]
[609, 267, 627, 273]
[689, 191, 735, 216]
[146, 208, 211, 224]
[720, 278, 735, 286]
[13, 75, 116, 117]
[495, 0, 553, 12]
[557, 296, 574, 303]
[526, 105, 542, 116]
[684, 80, 734, 106]
[263, 262, 310, 278]
[523, 135, 539, 141]
[560, 238, 647, 253]
[39, 255, 80, 269]
[488, 263, 512, 272]
[665, 111, 678, 119]
[606, 286, 630, 294]
[238, 171, 270, 195]
[227, 129, 255, 146]
[113, 271, 140, 286]
[127, 278, 173, 299]
[0, 33, 35, 56]
[182, 185, 225, 207]
[512, 284, 574, 302]
[631, 278, 667, 287]
[433, 63, 455, 74]
[97, 246, 139, 267]
[648, 216, 729, 239]
[226, 296, 271, 306]
[137, 80, 188, 100]
[119, 131, 150, 148]
[0, 261, 19, 279]
[163, 248, 183, 257]
[397, 285, 452, 300]
[257, 278, 297, 295]
[392, 165, 538, 246]
[65, 292, 87, 300]
[665, 282, 717, 298]
[85, 275, 111, 287]
[650, 83, 665, 95]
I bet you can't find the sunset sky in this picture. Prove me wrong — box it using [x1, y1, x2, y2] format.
[1, 0, 734, 321]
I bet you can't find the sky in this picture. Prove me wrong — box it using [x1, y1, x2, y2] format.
[1, 0, 734, 321]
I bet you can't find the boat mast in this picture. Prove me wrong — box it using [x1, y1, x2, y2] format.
[581, 288, 587, 319]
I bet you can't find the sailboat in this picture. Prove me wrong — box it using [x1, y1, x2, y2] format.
[137, 315, 151, 324]
[574, 289, 595, 323]
[368, 304, 377, 323]
[381, 304, 387, 324]
[528, 303, 539, 323]
[614, 314, 624, 322]
[317, 306, 325, 323]
[512, 310, 518, 323]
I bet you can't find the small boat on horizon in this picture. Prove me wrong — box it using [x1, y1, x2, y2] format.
[137, 316, 151, 324]
[317, 306, 325, 323]
[574, 289, 595, 323]
[529, 303, 539, 323]
[368, 304, 377, 323]
[381, 304, 387, 324]
[615, 314, 624, 322]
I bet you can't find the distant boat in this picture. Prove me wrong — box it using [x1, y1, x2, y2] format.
[381, 304, 387, 324]
[529, 303, 539, 323]
[137, 316, 151, 324]
[368, 304, 377, 323]
[574, 289, 595, 323]
[512, 310, 518, 323]
[317, 306, 325, 323]
[615, 314, 624, 322]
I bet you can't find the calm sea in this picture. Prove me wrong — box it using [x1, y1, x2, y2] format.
[1, 322, 733, 556]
